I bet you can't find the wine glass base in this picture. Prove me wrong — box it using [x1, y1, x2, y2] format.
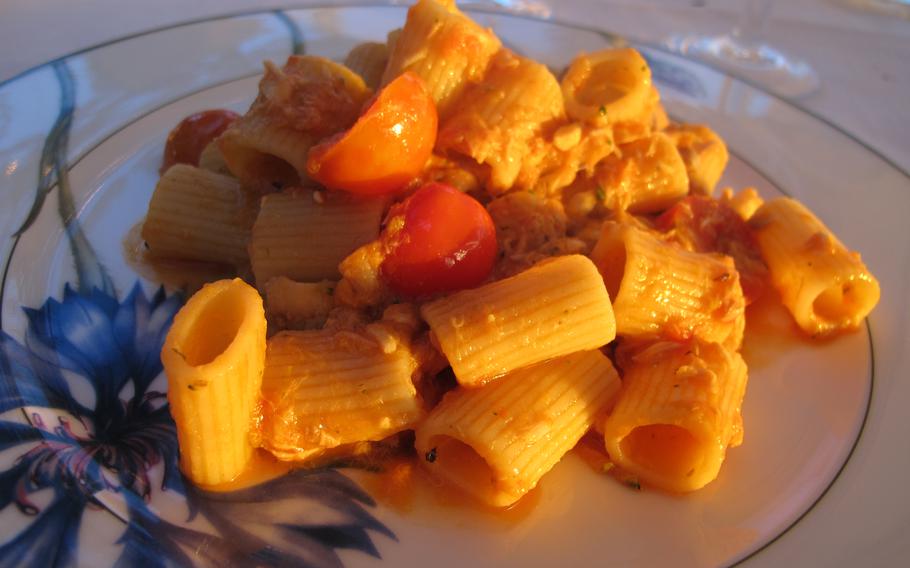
[667, 34, 820, 99]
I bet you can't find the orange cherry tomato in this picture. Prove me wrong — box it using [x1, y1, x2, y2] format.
[160, 109, 239, 174]
[381, 183, 497, 298]
[306, 72, 437, 195]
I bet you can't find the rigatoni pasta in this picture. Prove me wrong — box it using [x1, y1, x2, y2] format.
[258, 329, 423, 461]
[344, 41, 389, 90]
[382, 0, 501, 119]
[604, 339, 747, 493]
[561, 47, 653, 128]
[197, 140, 232, 176]
[591, 221, 745, 349]
[750, 197, 881, 336]
[416, 349, 621, 507]
[161, 278, 266, 486]
[142, 164, 253, 267]
[219, 56, 370, 189]
[263, 276, 335, 330]
[420, 254, 616, 386]
[250, 188, 385, 286]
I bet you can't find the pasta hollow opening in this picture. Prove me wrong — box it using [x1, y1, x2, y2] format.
[620, 424, 703, 480]
[180, 286, 249, 366]
[812, 280, 874, 325]
[235, 151, 299, 187]
[426, 435, 498, 501]
[599, 236, 627, 300]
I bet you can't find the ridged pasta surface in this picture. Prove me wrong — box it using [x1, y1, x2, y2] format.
[421, 254, 616, 386]
[416, 349, 620, 506]
[259, 330, 423, 461]
[162, 278, 267, 486]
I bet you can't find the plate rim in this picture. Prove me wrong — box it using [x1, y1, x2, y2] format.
[0, 3, 898, 566]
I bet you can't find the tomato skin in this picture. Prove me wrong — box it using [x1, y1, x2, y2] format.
[306, 72, 437, 195]
[381, 183, 497, 298]
[160, 109, 239, 174]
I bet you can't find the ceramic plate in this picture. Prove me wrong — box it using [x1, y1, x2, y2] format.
[1, 4, 908, 567]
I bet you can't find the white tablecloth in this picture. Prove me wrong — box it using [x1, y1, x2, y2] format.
[2, 0, 908, 170]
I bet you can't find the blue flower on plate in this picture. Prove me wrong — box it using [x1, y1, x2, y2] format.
[0, 283, 395, 567]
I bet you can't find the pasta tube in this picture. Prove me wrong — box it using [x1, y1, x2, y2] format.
[416, 349, 621, 507]
[604, 339, 747, 493]
[562, 47, 652, 127]
[263, 277, 335, 330]
[220, 56, 370, 190]
[197, 140, 232, 176]
[162, 278, 267, 486]
[142, 164, 253, 267]
[420, 254, 616, 386]
[382, 0, 501, 119]
[250, 188, 385, 286]
[591, 222, 745, 349]
[561, 46, 663, 145]
[749, 197, 880, 336]
[344, 41, 389, 90]
[258, 329, 423, 462]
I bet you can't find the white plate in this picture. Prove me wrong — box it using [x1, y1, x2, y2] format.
[0, 5, 908, 567]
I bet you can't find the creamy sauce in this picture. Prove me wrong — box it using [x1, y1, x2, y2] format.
[359, 454, 541, 525]
[202, 449, 293, 492]
[203, 435, 540, 524]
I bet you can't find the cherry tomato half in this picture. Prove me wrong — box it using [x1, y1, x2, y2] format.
[161, 109, 239, 174]
[381, 183, 497, 298]
[306, 72, 437, 195]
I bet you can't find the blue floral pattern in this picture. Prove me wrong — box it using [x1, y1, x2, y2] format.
[0, 52, 394, 567]
[0, 284, 182, 566]
[0, 284, 395, 567]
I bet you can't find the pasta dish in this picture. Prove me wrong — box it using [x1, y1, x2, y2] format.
[140, 0, 880, 507]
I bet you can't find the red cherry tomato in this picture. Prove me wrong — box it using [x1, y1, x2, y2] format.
[381, 183, 497, 298]
[306, 72, 437, 195]
[160, 109, 240, 174]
